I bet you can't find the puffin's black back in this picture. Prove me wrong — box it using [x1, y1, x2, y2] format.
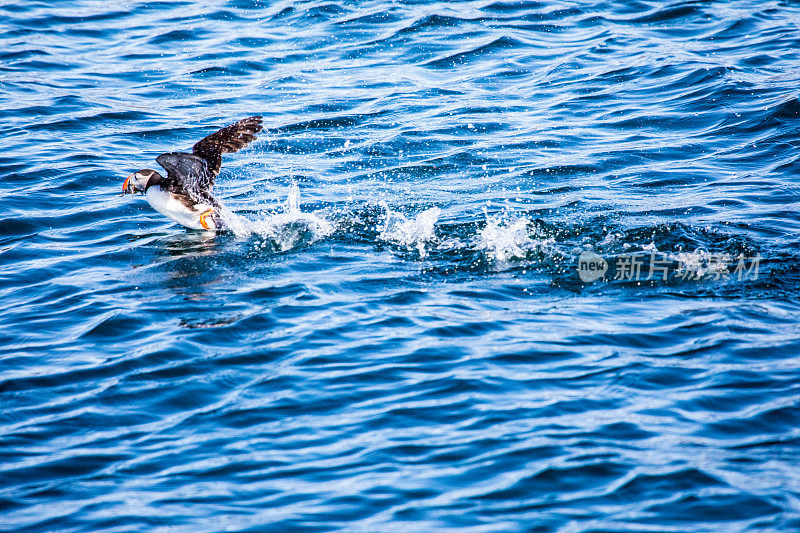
[156, 152, 214, 199]
[154, 117, 263, 204]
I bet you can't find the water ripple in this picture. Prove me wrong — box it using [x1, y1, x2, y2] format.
[3, 0, 800, 530]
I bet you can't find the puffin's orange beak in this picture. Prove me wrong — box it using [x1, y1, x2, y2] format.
[122, 175, 132, 194]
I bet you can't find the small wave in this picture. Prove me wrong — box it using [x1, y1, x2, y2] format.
[424, 36, 527, 69]
[148, 29, 206, 45]
[624, 5, 703, 24]
[396, 13, 468, 35]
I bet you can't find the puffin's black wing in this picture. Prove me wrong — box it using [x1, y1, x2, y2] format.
[156, 152, 215, 200]
[192, 116, 263, 178]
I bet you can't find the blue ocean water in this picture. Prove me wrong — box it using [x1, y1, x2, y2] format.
[2, 0, 800, 529]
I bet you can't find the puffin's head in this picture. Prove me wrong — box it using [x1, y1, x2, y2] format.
[122, 169, 158, 195]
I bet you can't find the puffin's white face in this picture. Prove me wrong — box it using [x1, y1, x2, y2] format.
[122, 169, 156, 195]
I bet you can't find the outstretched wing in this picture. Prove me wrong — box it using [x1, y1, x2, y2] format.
[192, 116, 263, 178]
[156, 152, 216, 201]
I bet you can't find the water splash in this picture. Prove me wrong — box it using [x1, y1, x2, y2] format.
[474, 211, 555, 265]
[667, 249, 734, 280]
[241, 183, 334, 251]
[218, 203, 254, 239]
[379, 205, 441, 259]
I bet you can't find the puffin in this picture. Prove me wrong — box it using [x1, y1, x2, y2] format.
[122, 116, 263, 230]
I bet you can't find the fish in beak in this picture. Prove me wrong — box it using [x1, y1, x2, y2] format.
[122, 169, 157, 195]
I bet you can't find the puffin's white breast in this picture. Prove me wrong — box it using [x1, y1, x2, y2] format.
[145, 186, 219, 231]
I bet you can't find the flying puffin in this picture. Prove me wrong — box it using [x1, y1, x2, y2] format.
[122, 116, 263, 230]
